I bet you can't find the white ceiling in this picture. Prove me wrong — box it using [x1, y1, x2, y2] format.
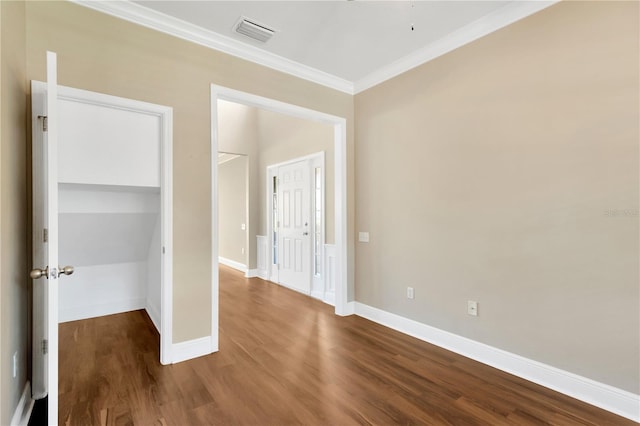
[76, 0, 557, 93]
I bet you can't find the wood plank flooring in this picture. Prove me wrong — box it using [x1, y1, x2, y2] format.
[59, 265, 634, 425]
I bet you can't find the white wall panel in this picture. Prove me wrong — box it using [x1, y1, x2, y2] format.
[146, 214, 162, 331]
[59, 183, 159, 214]
[58, 98, 160, 187]
[59, 212, 158, 267]
[58, 262, 147, 322]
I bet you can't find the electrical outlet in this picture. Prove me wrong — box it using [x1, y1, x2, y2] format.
[241, 223, 246, 231]
[241, 247, 245, 255]
[12, 351, 17, 378]
[407, 287, 414, 299]
[358, 232, 370, 243]
[467, 300, 478, 316]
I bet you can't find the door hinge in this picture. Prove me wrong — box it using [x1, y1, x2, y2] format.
[42, 339, 48, 355]
[43, 228, 48, 243]
[38, 115, 48, 132]
[162, 246, 165, 254]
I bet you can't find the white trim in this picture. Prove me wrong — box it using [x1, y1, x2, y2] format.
[354, 0, 559, 94]
[49, 83, 174, 366]
[145, 301, 160, 333]
[211, 85, 349, 347]
[245, 269, 258, 278]
[343, 301, 356, 316]
[59, 299, 146, 323]
[354, 302, 640, 423]
[10, 381, 34, 426]
[210, 88, 221, 355]
[71, 0, 557, 95]
[354, 1, 558, 93]
[219, 256, 247, 273]
[310, 290, 324, 300]
[171, 336, 214, 364]
[266, 152, 325, 170]
[256, 235, 269, 280]
[159, 96, 174, 366]
[267, 166, 279, 285]
[70, 0, 353, 94]
[333, 123, 349, 316]
[56, 84, 173, 117]
[323, 244, 336, 306]
[266, 152, 325, 298]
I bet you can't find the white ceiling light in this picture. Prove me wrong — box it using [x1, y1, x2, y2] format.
[234, 17, 276, 43]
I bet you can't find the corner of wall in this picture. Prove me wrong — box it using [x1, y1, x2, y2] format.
[0, 0, 30, 423]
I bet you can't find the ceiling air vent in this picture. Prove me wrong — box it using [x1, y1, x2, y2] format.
[234, 17, 276, 43]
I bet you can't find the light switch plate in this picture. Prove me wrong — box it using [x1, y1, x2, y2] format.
[358, 232, 370, 243]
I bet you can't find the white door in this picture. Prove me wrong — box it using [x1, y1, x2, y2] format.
[31, 51, 68, 425]
[277, 160, 311, 293]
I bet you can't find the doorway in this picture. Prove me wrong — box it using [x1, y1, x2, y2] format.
[210, 85, 349, 352]
[267, 153, 327, 300]
[30, 82, 173, 408]
[218, 152, 249, 273]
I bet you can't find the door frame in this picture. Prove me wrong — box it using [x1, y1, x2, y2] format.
[266, 152, 326, 299]
[31, 82, 174, 365]
[210, 84, 349, 350]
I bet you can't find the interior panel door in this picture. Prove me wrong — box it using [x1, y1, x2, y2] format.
[277, 160, 311, 293]
[31, 51, 61, 425]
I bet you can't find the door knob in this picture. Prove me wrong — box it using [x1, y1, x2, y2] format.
[303, 232, 309, 236]
[59, 265, 74, 276]
[30, 267, 49, 279]
[30, 265, 74, 279]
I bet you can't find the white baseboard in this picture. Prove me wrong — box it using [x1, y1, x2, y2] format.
[245, 269, 258, 278]
[145, 300, 160, 332]
[219, 256, 247, 273]
[172, 336, 214, 364]
[323, 292, 335, 306]
[354, 302, 640, 422]
[311, 290, 324, 300]
[59, 298, 146, 323]
[257, 269, 269, 280]
[10, 381, 34, 426]
[342, 301, 356, 315]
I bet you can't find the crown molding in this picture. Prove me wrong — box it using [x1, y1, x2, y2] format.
[353, 1, 559, 94]
[70, 0, 355, 94]
[71, 0, 558, 96]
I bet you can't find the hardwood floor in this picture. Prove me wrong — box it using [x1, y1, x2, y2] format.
[59, 265, 633, 425]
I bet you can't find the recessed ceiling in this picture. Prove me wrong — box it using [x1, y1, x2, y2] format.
[76, 0, 557, 93]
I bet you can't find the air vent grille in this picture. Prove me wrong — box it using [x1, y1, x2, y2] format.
[234, 17, 275, 43]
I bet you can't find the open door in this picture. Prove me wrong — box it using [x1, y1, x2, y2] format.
[31, 51, 72, 425]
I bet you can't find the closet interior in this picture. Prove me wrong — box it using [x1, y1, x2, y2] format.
[56, 95, 163, 330]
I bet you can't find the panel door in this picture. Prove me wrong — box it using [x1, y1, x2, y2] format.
[277, 160, 311, 293]
[31, 51, 64, 425]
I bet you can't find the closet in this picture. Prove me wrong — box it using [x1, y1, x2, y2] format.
[54, 88, 169, 332]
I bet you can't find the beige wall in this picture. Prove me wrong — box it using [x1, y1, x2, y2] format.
[256, 109, 334, 243]
[219, 156, 248, 265]
[25, 0, 355, 343]
[218, 101, 259, 270]
[0, 0, 29, 423]
[218, 101, 336, 274]
[355, 1, 639, 393]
